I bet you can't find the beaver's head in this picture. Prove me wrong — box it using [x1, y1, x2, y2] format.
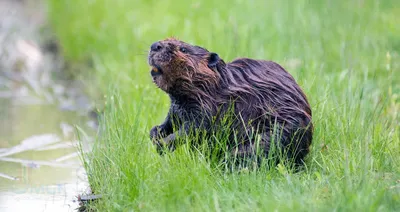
[148, 38, 222, 95]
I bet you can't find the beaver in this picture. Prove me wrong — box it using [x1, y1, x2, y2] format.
[148, 38, 313, 166]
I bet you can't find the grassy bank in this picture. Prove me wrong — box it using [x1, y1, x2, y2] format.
[47, 0, 399, 211]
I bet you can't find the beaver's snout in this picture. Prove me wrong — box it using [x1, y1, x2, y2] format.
[148, 41, 168, 80]
[148, 41, 172, 75]
[150, 41, 163, 52]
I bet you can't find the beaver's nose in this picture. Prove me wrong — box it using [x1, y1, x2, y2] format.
[150, 42, 163, 52]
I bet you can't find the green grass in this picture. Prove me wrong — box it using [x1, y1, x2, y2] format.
[46, 0, 400, 211]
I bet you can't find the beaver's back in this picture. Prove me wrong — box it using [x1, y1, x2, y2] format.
[222, 58, 311, 122]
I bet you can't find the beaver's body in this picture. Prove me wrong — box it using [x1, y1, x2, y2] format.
[148, 38, 313, 165]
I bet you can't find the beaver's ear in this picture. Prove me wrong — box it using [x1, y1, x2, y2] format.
[207, 53, 219, 69]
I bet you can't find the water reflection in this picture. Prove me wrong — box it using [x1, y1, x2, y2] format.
[0, 93, 95, 211]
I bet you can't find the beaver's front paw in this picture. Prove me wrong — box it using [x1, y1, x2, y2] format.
[150, 125, 163, 141]
[153, 134, 176, 154]
[153, 138, 166, 154]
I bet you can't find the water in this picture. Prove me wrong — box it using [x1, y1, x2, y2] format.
[0, 1, 96, 211]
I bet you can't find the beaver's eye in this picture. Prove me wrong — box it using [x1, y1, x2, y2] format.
[179, 47, 187, 53]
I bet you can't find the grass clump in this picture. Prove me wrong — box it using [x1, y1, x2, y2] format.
[47, 0, 399, 211]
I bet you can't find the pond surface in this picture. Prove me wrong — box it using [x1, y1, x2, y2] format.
[0, 1, 96, 211]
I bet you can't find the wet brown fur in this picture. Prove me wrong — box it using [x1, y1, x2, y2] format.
[148, 38, 313, 166]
